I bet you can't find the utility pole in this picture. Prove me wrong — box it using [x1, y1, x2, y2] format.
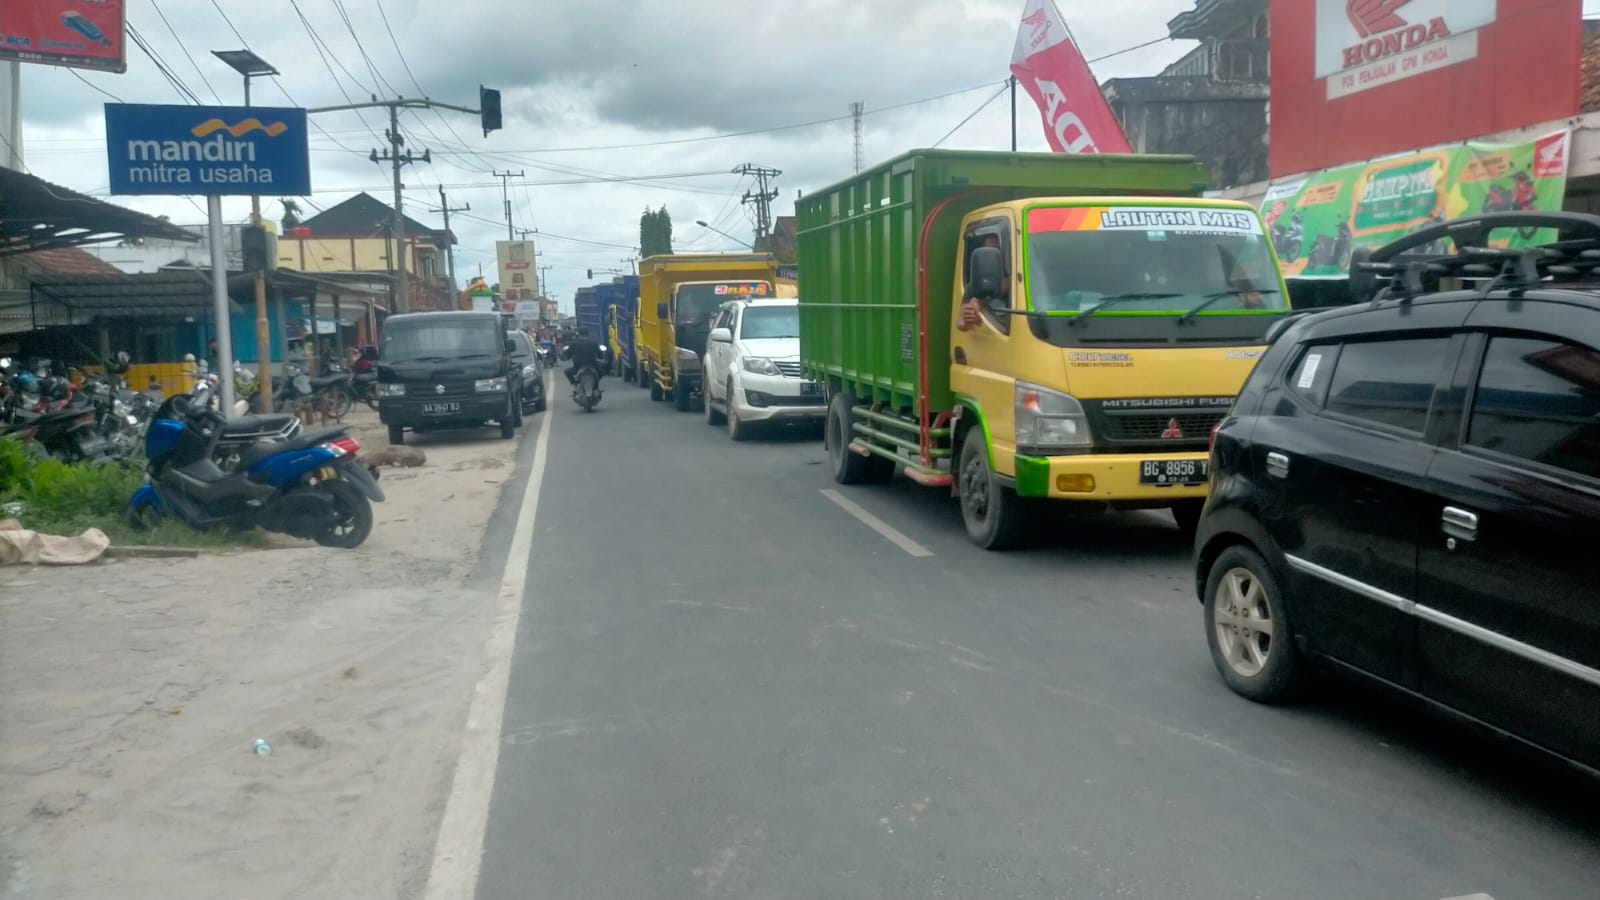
[309, 95, 498, 312]
[369, 105, 431, 313]
[733, 163, 782, 243]
[429, 186, 470, 292]
[850, 101, 864, 173]
[538, 264, 552, 295]
[1009, 76, 1018, 151]
[493, 169, 525, 241]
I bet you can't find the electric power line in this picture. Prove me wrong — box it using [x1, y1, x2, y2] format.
[932, 82, 1010, 148]
[150, 0, 222, 103]
[333, 0, 401, 98]
[126, 22, 201, 104]
[1087, 35, 1173, 64]
[67, 68, 124, 102]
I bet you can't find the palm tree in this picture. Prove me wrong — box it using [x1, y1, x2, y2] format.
[281, 199, 303, 230]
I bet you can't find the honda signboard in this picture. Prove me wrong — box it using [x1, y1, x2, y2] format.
[1270, 0, 1581, 177]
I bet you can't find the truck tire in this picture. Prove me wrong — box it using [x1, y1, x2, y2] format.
[957, 434, 1026, 550]
[636, 358, 648, 389]
[826, 392, 881, 484]
[649, 366, 664, 401]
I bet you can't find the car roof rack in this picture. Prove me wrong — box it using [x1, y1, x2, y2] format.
[1348, 211, 1600, 304]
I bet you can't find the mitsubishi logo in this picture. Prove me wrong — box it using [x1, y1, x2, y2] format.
[435, 384, 446, 395]
[1161, 418, 1185, 439]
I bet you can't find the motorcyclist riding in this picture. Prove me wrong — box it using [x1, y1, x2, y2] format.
[563, 327, 604, 385]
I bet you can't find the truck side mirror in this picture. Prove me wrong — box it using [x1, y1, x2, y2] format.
[968, 246, 1006, 300]
[656, 302, 668, 319]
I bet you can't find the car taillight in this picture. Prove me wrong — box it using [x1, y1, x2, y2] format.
[1209, 421, 1222, 453]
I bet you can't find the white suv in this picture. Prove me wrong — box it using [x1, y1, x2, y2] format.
[702, 297, 825, 440]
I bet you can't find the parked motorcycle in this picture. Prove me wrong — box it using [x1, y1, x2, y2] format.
[126, 380, 383, 547]
[272, 362, 316, 413]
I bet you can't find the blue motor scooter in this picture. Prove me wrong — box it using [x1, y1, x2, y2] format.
[127, 380, 385, 547]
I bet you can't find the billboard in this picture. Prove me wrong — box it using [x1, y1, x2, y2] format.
[1260, 129, 1571, 278]
[1269, 0, 1581, 176]
[496, 240, 538, 301]
[104, 104, 312, 196]
[1, 0, 126, 72]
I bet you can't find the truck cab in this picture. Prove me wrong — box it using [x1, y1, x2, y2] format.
[948, 199, 1287, 540]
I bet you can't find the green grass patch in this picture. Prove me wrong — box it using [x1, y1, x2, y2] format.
[0, 436, 264, 549]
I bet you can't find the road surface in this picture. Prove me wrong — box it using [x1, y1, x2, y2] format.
[467, 383, 1600, 900]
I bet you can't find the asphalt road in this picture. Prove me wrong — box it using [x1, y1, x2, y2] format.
[474, 381, 1600, 900]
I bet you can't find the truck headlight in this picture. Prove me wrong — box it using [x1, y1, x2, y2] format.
[1015, 381, 1091, 452]
[742, 357, 780, 376]
[675, 348, 701, 371]
[474, 377, 507, 393]
[376, 383, 406, 397]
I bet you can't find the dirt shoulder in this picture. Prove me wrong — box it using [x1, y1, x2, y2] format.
[0, 406, 528, 900]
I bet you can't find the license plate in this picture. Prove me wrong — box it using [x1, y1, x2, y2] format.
[1140, 458, 1209, 485]
[422, 401, 460, 415]
[800, 382, 822, 396]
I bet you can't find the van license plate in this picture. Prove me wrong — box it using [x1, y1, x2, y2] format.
[422, 401, 460, 415]
[1140, 458, 1208, 485]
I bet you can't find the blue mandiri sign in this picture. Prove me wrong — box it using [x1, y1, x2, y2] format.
[104, 103, 311, 196]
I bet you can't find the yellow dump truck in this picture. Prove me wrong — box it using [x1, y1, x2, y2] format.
[634, 252, 780, 411]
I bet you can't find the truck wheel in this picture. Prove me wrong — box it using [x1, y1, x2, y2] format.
[957, 434, 1026, 550]
[387, 424, 404, 446]
[826, 392, 875, 484]
[1172, 499, 1205, 542]
[636, 359, 648, 389]
[674, 378, 695, 412]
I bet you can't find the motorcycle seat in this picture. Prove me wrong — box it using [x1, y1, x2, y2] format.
[309, 374, 346, 389]
[222, 413, 299, 437]
[236, 426, 348, 471]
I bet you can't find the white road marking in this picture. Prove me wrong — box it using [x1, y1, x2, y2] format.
[819, 488, 934, 558]
[423, 374, 553, 900]
[1440, 895, 1496, 900]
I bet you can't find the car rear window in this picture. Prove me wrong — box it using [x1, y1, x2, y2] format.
[1467, 336, 1600, 481]
[1323, 337, 1450, 434]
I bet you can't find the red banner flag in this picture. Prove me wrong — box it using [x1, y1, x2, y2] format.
[1009, 0, 1132, 154]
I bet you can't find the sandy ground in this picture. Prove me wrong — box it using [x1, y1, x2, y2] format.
[0, 404, 529, 900]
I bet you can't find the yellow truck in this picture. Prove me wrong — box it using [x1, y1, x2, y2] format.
[798, 150, 1290, 549]
[634, 252, 780, 411]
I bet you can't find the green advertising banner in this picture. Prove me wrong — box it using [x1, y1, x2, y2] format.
[1259, 129, 1572, 278]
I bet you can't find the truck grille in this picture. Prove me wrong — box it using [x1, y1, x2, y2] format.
[774, 361, 803, 378]
[1100, 412, 1226, 443]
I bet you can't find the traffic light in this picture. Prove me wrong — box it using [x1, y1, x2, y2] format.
[241, 224, 276, 273]
[480, 86, 502, 137]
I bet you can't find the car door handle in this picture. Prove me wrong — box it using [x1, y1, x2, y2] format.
[1265, 451, 1289, 478]
[1442, 506, 1478, 541]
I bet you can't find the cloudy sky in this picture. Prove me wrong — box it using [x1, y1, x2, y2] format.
[16, 0, 1205, 311]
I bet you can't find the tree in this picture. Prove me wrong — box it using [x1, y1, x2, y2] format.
[280, 199, 303, 229]
[639, 206, 674, 258]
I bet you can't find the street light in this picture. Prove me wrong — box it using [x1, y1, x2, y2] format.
[212, 49, 281, 403]
[695, 220, 753, 250]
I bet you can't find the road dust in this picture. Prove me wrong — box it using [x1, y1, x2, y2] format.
[0, 407, 523, 900]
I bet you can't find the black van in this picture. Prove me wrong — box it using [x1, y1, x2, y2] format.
[376, 311, 524, 445]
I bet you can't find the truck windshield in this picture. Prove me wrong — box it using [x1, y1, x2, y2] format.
[739, 306, 799, 339]
[677, 283, 772, 323]
[382, 322, 500, 362]
[1024, 206, 1285, 319]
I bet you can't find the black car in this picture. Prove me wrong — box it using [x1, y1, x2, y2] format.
[376, 311, 523, 445]
[1194, 212, 1600, 773]
[508, 330, 547, 415]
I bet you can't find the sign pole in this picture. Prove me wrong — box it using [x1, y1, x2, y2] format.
[207, 195, 237, 416]
[244, 75, 274, 410]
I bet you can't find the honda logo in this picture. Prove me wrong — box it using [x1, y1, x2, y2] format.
[1346, 0, 1410, 38]
[1161, 418, 1185, 439]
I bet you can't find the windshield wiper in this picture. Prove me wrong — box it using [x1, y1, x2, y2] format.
[1177, 288, 1282, 324]
[396, 355, 449, 363]
[1066, 292, 1183, 327]
[454, 352, 495, 359]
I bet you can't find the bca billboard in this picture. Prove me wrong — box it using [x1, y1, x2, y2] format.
[1270, 0, 1581, 176]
